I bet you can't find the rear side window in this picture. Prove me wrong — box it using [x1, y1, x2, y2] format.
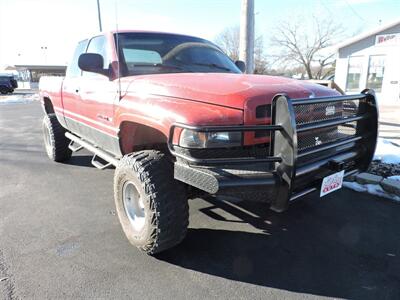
[66, 40, 88, 78]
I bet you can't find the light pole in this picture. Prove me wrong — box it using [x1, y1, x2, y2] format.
[41, 46, 48, 64]
[239, 0, 255, 74]
[97, 0, 103, 32]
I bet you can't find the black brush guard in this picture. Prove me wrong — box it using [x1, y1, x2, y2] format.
[168, 89, 378, 212]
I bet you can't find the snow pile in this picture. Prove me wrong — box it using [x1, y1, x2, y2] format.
[0, 93, 39, 105]
[343, 181, 400, 202]
[373, 138, 400, 164]
[344, 139, 400, 201]
[388, 175, 400, 181]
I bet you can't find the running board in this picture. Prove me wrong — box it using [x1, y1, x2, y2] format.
[91, 154, 113, 170]
[68, 140, 83, 152]
[65, 132, 119, 168]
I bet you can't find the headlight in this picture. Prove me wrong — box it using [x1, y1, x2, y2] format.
[179, 129, 242, 148]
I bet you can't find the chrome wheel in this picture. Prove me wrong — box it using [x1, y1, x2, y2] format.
[122, 181, 146, 232]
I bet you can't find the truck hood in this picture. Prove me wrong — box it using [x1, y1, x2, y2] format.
[124, 73, 339, 109]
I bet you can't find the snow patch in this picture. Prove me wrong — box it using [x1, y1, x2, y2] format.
[388, 175, 400, 181]
[0, 93, 39, 105]
[373, 138, 400, 164]
[343, 181, 367, 193]
[343, 181, 400, 202]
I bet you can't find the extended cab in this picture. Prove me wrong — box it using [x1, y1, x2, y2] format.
[39, 31, 378, 254]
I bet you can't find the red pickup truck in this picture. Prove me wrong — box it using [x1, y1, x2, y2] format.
[39, 30, 378, 255]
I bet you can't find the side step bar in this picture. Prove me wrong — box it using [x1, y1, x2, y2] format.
[65, 132, 119, 168]
[91, 155, 113, 170]
[68, 140, 83, 152]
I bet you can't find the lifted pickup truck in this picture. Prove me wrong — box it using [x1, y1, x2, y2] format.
[39, 31, 378, 255]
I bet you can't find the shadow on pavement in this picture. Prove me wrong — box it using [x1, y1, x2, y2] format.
[65, 155, 94, 168]
[158, 191, 400, 300]
[66, 154, 115, 169]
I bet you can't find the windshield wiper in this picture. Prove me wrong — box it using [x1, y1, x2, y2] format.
[189, 62, 232, 72]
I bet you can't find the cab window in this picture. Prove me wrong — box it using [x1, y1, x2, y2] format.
[66, 39, 88, 78]
[83, 35, 110, 77]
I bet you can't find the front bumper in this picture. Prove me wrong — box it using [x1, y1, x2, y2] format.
[168, 90, 378, 212]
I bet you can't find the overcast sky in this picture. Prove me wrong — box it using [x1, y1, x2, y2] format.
[0, 0, 399, 66]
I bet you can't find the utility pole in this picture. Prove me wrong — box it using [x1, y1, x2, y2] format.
[239, 0, 255, 74]
[97, 0, 103, 32]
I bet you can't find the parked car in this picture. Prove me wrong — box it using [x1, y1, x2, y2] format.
[0, 75, 18, 94]
[39, 31, 378, 255]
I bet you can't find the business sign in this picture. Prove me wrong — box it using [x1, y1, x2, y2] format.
[375, 33, 400, 46]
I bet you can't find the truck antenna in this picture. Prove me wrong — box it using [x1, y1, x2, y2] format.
[115, 0, 122, 100]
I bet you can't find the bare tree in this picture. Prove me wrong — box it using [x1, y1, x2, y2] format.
[271, 16, 343, 79]
[215, 26, 240, 61]
[253, 35, 268, 74]
[215, 26, 268, 74]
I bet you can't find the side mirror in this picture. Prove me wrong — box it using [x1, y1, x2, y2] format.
[78, 53, 108, 76]
[235, 60, 246, 73]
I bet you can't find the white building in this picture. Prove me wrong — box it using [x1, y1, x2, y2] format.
[335, 19, 400, 106]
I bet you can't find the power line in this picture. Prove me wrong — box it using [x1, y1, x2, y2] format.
[343, 0, 366, 22]
[319, 0, 334, 16]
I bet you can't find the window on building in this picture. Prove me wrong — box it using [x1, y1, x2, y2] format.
[367, 55, 385, 93]
[346, 56, 363, 92]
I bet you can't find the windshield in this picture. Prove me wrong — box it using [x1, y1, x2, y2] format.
[114, 32, 241, 77]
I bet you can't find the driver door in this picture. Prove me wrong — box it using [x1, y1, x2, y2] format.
[78, 35, 120, 154]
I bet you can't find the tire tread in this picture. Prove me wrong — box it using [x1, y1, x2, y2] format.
[114, 150, 189, 254]
[43, 114, 72, 162]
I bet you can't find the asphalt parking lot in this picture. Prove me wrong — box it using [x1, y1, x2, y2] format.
[1, 100, 400, 299]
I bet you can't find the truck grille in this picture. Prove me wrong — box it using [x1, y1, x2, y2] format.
[293, 99, 363, 124]
[293, 99, 364, 151]
[297, 122, 356, 151]
[175, 144, 270, 160]
[256, 104, 271, 118]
